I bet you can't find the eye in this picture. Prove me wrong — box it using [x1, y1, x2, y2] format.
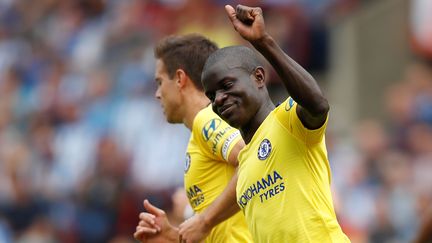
[155, 79, 161, 86]
[223, 82, 233, 90]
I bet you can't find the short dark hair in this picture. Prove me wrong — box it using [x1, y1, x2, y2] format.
[154, 34, 219, 91]
[203, 45, 263, 75]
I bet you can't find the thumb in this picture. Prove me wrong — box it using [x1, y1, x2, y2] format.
[224, 5, 238, 25]
[144, 199, 166, 217]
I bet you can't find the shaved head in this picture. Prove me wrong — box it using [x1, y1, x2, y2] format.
[202, 46, 263, 79]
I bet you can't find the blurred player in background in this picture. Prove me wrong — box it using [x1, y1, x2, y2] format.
[197, 4, 350, 242]
[133, 34, 252, 242]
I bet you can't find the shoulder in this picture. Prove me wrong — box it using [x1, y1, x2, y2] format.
[274, 97, 295, 113]
[193, 106, 225, 142]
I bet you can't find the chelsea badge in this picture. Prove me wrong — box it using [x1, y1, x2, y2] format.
[184, 153, 191, 173]
[257, 139, 272, 160]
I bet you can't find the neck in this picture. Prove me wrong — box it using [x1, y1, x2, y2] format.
[182, 88, 211, 130]
[240, 98, 275, 144]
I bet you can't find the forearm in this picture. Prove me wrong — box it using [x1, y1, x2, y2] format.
[251, 34, 328, 115]
[201, 172, 240, 229]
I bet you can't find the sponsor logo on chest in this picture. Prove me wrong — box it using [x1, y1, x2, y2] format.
[186, 185, 205, 208]
[237, 170, 285, 209]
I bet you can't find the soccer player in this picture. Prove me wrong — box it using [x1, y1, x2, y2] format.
[199, 4, 351, 242]
[133, 34, 252, 242]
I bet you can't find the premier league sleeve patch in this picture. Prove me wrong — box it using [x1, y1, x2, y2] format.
[285, 97, 295, 111]
[257, 139, 272, 160]
[184, 153, 191, 173]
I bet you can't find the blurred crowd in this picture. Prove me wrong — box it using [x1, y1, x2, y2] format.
[0, 0, 430, 242]
[330, 61, 432, 243]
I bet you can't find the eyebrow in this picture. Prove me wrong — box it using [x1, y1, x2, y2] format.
[217, 75, 235, 85]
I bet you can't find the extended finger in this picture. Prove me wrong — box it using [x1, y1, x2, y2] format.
[144, 199, 166, 217]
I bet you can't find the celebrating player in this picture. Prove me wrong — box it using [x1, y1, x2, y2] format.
[133, 34, 252, 243]
[198, 4, 350, 242]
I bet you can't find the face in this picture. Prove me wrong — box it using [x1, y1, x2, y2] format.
[154, 59, 183, 123]
[202, 62, 261, 129]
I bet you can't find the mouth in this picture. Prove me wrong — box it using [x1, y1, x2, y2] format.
[218, 103, 235, 118]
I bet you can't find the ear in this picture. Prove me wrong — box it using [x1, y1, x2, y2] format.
[253, 66, 266, 88]
[175, 69, 187, 89]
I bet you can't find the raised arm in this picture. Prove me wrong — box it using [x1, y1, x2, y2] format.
[225, 4, 329, 129]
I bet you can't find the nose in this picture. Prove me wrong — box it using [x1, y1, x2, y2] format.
[155, 87, 161, 99]
[214, 91, 227, 107]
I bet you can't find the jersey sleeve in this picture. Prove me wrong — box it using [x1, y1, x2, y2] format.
[194, 110, 241, 163]
[274, 97, 328, 145]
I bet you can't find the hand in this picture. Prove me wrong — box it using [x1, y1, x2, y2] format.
[224, 4, 268, 43]
[179, 214, 211, 243]
[134, 199, 178, 243]
[134, 212, 159, 242]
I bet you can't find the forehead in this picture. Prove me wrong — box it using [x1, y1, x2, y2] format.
[202, 61, 248, 87]
[155, 59, 168, 77]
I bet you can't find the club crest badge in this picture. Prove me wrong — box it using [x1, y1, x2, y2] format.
[257, 139, 272, 160]
[184, 153, 191, 173]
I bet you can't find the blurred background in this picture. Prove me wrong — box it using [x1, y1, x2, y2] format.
[0, 0, 431, 242]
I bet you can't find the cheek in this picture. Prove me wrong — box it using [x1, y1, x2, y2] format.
[240, 92, 259, 115]
[160, 84, 172, 100]
[165, 88, 181, 107]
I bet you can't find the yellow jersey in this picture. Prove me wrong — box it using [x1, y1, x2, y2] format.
[236, 97, 350, 243]
[185, 105, 252, 243]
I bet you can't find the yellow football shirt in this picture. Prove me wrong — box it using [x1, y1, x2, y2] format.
[236, 97, 350, 243]
[184, 105, 252, 243]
